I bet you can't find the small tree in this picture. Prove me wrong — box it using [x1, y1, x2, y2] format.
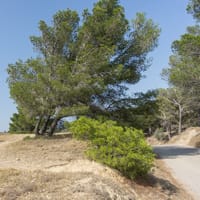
[157, 88, 190, 135]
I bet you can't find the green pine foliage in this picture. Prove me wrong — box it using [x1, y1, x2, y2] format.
[9, 108, 35, 133]
[70, 117, 154, 179]
[7, 0, 160, 136]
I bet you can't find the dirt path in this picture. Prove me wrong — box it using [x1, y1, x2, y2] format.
[0, 134, 31, 148]
[154, 145, 200, 200]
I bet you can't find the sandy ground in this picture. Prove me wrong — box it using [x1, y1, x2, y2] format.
[169, 127, 200, 147]
[147, 127, 200, 148]
[0, 133, 193, 200]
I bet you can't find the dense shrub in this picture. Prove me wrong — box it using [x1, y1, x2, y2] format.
[69, 117, 101, 140]
[70, 117, 155, 179]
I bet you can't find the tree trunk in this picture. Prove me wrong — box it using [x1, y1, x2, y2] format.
[39, 115, 51, 135]
[166, 122, 171, 140]
[48, 117, 60, 136]
[34, 116, 42, 136]
[148, 127, 152, 136]
[178, 106, 182, 134]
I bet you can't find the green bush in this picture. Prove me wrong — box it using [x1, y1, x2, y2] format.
[70, 117, 155, 179]
[69, 116, 100, 140]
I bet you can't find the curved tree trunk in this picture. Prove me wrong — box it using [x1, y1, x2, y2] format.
[39, 115, 51, 135]
[48, 117, 60, 136]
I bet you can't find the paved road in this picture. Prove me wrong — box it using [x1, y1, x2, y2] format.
[154, 145, 200, 200]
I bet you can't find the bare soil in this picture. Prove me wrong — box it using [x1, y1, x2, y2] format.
[169, 127, 200, 147]
[148, 127, 200, 148]
[0, 133, 193, 200]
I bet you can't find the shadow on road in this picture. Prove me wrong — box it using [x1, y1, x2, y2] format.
[153, 145, 200, 159]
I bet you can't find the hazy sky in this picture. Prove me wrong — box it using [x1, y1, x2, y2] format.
[0, 0, 194, 131]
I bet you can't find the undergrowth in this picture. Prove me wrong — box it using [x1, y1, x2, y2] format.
[70, 117, 155, 179]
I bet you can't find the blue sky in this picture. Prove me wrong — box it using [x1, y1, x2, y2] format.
[0, 0, 194, 131]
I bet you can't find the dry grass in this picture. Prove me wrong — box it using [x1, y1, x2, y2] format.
[0, 133, 194, 200]
[189, 133, 200, 147]
[169, 127, 200, 147]
[0, 169, 136, 200]
[0, 134, 87, 170]
[148, 127, 200, 148]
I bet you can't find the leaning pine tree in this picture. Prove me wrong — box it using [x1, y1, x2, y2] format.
[7, 0, 160, 136]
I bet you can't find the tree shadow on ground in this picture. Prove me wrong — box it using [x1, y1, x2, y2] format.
[47, 133, 72, 139]
[135, 174, 178, 196]
[153, 145, 200, 159]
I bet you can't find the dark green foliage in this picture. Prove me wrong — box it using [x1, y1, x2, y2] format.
[70, 117, 154, 179]
[187, 0, 200, 21]
[106, 90, 159, 133]
[9, 108, 35, 133]
[7, 0, 160, 136]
